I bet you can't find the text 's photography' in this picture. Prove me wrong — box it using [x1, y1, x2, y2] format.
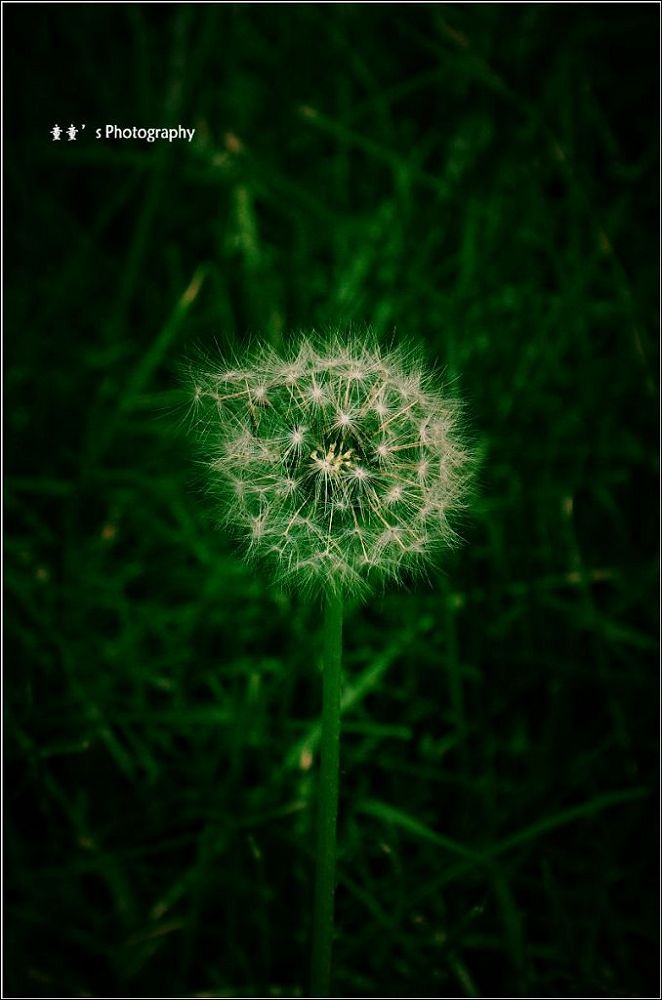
[3, 4, 659, 1000]
[50, 124, 197, 143]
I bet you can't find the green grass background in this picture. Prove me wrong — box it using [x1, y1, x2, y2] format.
[4, 4, 659, 997]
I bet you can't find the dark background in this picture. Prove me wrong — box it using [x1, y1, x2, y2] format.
[4, 4, 659, 997]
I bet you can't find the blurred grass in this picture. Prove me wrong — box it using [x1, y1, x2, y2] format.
[4, 5, 659, 997]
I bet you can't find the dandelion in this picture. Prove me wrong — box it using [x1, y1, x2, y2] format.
[189, 332, 471, 598]
[186, 330, 473, 995]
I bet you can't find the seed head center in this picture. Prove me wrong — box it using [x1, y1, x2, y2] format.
[310, 441, 354, 476]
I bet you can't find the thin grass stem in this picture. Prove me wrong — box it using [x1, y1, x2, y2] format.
[311, 589, 343, 997]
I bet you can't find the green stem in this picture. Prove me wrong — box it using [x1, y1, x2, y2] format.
[311, 588, 343, 998]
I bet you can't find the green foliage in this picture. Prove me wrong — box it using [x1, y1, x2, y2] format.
[4, 5, 658, 997]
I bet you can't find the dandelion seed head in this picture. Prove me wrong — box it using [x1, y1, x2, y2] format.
[250, 384, 270, 405]
[335, 410, 354, 430]
[189, 331, 473, 595]
[416, 458, 431, 482]
[375, 440, 392, 461]
[306, 381, 327, 407]
[348, 464, 370, 484]
[385, 484, 404, 504]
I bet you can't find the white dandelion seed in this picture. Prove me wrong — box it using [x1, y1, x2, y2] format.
[188, 332, 473, 595]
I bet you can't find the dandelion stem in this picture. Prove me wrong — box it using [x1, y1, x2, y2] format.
[311, 588, 343, 998]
